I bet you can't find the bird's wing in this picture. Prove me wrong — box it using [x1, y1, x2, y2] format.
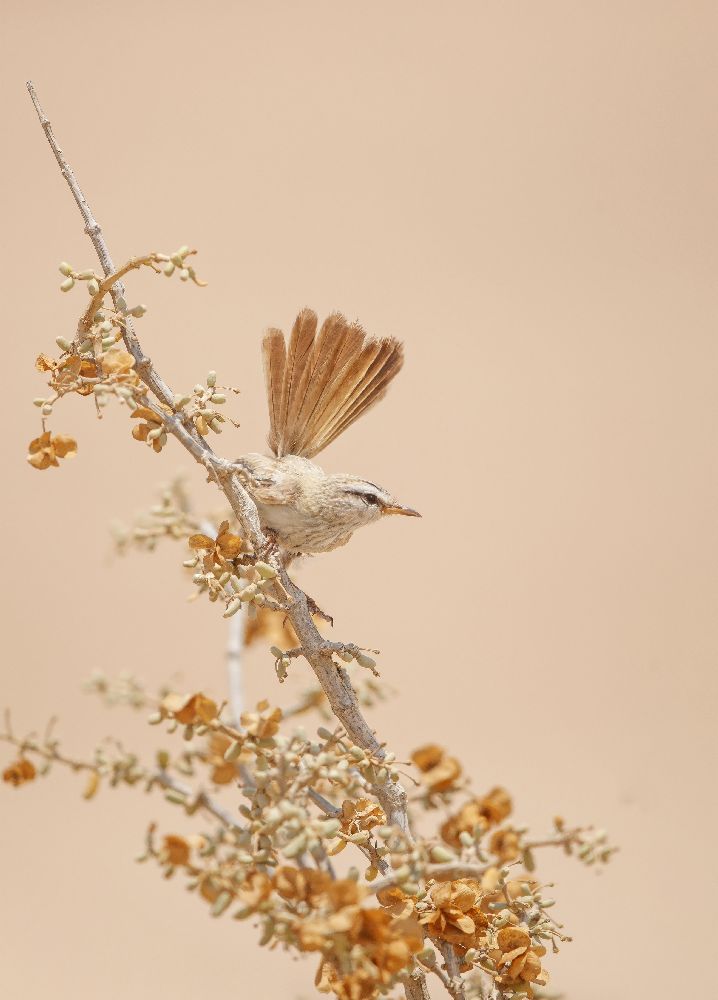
[261, 309, 404, 459]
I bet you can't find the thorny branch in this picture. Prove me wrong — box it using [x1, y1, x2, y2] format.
[27, 81, 431, 1000]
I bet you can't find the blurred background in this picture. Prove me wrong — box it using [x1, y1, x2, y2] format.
[1, 3, 716, 998]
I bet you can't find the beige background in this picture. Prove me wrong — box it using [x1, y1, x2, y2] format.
[1, 3, 716, 998]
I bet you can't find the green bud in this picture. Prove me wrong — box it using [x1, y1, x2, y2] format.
[317, 727, 333, 741]
[270, 646, 283, 659]
[178, 245, 190, 256]
[33, 398, 45, 407]
[164, 262, 176, 276]
[430, 845, 456, 863]
[255, 561, 277, 580]
[58, 261, 73, 276]
[211, 891, 232, 917]
[170, 253, 184, 267]
[130, 304, 147, 317]
[78, 339, 93, 353]
[209, 393, 226, 404]
[319, 818, 341, 838]
[147, 711, 163, 725]
[206, 371, 217, 387]
[179, 268, 189, 281]
[355, 652, 377, 671]
[223, 740, 243, 761]
[156, 749, 170, 769]
[60, 277, 75, 292]
[459, 831, 474, 848]
[164, 789, 188, 806]
[77, 269, 95, 280]
[337, 649, 354, 662]
[283, 831, 308, 858]
[87, 279, 100, 296]
[417, 947, 436, 967]
[223, 597, 242, 618]
[349, 746, 366, 761]
[42, 403, 53, 416]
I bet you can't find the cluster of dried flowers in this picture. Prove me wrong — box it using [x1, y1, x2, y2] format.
[3, 678, 614, 1000]
[7, 242, 617, 1000]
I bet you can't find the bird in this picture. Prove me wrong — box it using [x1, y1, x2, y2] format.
[233, 308, 420, 557]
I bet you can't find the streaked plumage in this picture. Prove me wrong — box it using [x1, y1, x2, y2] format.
[235, 309, 418, 555]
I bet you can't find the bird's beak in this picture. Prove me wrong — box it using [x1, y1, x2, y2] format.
[381, 503, 421, 517]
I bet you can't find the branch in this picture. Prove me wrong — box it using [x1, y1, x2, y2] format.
[27, 82, 430, 1000]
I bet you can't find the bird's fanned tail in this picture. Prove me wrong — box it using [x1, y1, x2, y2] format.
[262, 309, 404, 459]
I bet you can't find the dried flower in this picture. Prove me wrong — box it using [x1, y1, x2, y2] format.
[490, 925, 549, 987]
[411, 743, 462, 794]
[441, 787, 512, 847]
[27, 431, 77, 470]
[3, 757, 36, 786]
[340, 797, 386, 836]
[188, 520, 242, 570]
[420, 879, 488, 950]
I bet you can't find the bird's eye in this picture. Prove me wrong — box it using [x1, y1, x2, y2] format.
[348, 489, 380, 507]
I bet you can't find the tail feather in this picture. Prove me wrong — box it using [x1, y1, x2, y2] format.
[261, 310, 404, 458]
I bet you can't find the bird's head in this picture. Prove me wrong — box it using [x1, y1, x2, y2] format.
[333, 476, 421, 529]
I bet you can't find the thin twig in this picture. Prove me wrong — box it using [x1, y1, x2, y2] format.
[27, 81, 430, 1000]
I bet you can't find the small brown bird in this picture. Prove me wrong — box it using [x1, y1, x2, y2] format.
[233, 308, 419, 556]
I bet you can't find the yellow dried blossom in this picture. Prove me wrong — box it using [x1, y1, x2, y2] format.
[241, 700, 282, 739]
[489, 826, 522, 863]
[130, 406, 166, 452]
[440, 787, 513, 847]
[3, 758, 37, 787]
[420, 879, 488, 950]
[27, 431, 77, 470]
[188, 519, 243, 570]
[340, 797, 386, 836]
[160, 834, 191, 867]
[490, 925, 549, 987]
[411, 743, 462, 794]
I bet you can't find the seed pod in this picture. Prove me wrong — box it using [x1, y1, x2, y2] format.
[183, 557, 198, 568]
[156, 749, 170, 769]
[130, 304, 147, 317]
[58, 261, 73, 276]
[209, 417, 223, 433]
[55, 336, 72, 352]
[163, 261, 175, 277]
[210, 393, 226, 404]
[270, 646, 283, 659]
[33, 398, 45, 407]
[255, 561, 277, 580]
[78, 339, 93, 354]
[148, 711, 163, 725]
[317, 727, 333, 741]
[179, 268, 189, 281]
[459, 831, 474, 848]
[349, 746, 366, 762]
[178, 245, 190, 256]
[41, 403, 53, 416]
[87, 279, 100, 296]
[206, 370, 217, 387]
[60, 277, 75, 292]
[337, 649, 354, 662]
